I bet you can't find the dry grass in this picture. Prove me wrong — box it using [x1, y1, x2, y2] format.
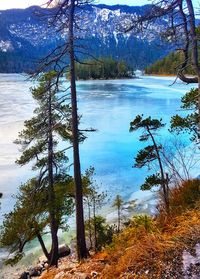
[40, 268, 58, 279]
[99, 206, 200, 279]
[40, 180, 200, 279]
[169, 179, 200, 214]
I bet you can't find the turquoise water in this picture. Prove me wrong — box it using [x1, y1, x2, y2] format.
[77, 77, 194, 199]
[0, 74, 197, 274]
[0, 75, 195, 221]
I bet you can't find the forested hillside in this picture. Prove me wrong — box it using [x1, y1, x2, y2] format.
[145, 51, 195, 75]
[0, 4, 172, 73]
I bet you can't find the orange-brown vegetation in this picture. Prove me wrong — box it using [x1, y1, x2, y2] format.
[99, 207, 200, 278]
[169, 179, 200, 214]
[40, 179, 200, 279]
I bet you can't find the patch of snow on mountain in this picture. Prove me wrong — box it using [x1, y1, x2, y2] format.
[113, 31, 118, 44]
[98, 8, 110, 22]
[0, 40, 12, 52]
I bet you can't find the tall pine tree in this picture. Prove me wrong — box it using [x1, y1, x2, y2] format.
[15, 71, 72, 266]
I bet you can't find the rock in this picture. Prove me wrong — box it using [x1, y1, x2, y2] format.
[38, 255, 48, 271]
[19, 272, 29, 279]
[37, 263, 44, 271]
[91, 271, 98, 277]
[43, 263, 49, 270]
[28, 267, 41, 277]
[38, 255, 48, 264]
[58, 244, 71, 258]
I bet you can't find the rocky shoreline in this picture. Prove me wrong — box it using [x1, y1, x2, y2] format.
[1, 244, 71, 279]
[1, 192, 157, 279]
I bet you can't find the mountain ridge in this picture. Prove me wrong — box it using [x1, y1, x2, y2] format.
[0, 4, 171, 73]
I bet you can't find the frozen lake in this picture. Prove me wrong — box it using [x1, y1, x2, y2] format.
[0, 74, 195, 221]
[0, 74, 197, 276]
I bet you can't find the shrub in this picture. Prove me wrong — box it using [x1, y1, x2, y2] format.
[130, 215, 156, 233]
[169, 179, 200, 214]
[85, 215, 115, 251]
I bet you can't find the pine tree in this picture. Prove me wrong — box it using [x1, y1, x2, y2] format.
[15, 71, 72, 266]
[130, 115, 169, 213]
[113, 195, 124, 233]
[171, 88, 199, 143]
[0, 177, 74, 265]
[83, 167, 107, 251]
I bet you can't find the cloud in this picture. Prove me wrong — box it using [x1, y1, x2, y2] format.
[0, 0, 46, 10]
[0, 0, 149, 10]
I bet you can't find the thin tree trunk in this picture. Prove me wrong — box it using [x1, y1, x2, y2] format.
[198, 81, 200, 133]
[19, 240, 27, 253]
[48, 90, 59, 267]
[93, 198, 97, 251]
[37, 233, 50, 261]
[186, 0, 200, 131]
[118, 205, 120, 233]
[68, 0, 88, 260]
[88, 200, 93, 249]
[147, 126, 169, 213]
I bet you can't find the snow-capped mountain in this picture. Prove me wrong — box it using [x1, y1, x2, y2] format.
[0, 4, 171, 73]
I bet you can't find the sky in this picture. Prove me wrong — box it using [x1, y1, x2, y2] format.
[0, 0, 199, 10]
[0, 0, 150, 10]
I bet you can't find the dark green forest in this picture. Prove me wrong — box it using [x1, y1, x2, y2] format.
[75, 58, 133, 80]
[145, 51, 195, 75]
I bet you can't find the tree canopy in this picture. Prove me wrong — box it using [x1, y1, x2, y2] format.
[130, 115, 169, 212]
[75, 58, 133, 80]
[2, 71, 74, 266]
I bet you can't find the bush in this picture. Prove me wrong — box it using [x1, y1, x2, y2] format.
[130, 215, 156, 233]
[169, 179, 200, 214]
[85, 215, 115, 251]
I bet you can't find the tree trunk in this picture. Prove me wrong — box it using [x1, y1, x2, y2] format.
[68, 0, 88, 260]
[117, 205, 120, 233]
[88, 200, 93, 249]
[37, 233, 50, 261]
[19, 240, 27, 253]
[147, 126, 169, 213]
[48, 89, 59, 267]
[93, 198, 97, 251]
[186, 0, 200, 131]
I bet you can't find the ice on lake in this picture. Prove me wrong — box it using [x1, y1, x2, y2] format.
[0, 74, 196, 220]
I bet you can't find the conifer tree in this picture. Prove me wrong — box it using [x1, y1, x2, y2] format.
[83, 167, 107, 251]
[15, 71, 72, 266]
[112, 195, 123, 233]
[124, 0, 200, 128]
[0, 177, 74, 265]
[44, 0, 95, 260]
[171, 88, 199, 143]
[130, 115, 169, 213]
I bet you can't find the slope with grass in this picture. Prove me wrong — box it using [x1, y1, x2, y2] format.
[38, 179, 200, 279]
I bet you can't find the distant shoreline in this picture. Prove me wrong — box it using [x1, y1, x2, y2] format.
[144, 73, 198, 79]
[144, 73, 176, 77]
[76, 76, 135, 81]
[0, 73, 136, 81]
